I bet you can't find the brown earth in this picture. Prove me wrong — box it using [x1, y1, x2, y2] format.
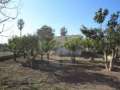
[0, 57, 120, 90]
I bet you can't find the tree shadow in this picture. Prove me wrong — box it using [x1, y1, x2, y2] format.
[112, 66, 120, 72]
[22, 58, 105, 72]
[114, 59, 120, 66]
[0, 55, 13, 61]
[56, 59, 105, 71]
[54, 69, 120, 90]
[22, 59, 63, 72]
[21, 59, 120, 90]
[80, 51, 103, 59]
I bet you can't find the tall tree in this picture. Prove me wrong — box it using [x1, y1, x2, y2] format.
[60, 27, 67, 36]
[105, 12, 120, 71]
[94, 8, 108, 30]
[81, 11, 120, 71]
[17, 19, 24, 37]
[81, 26, 102, 60]
[37, 25, 54, 41]
[81, 26, 108, 70]
[37, 25, 55, 61]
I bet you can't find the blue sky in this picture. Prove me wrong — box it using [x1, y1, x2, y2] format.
[20, 0, 120, 36]
[0, 0, 120, 43]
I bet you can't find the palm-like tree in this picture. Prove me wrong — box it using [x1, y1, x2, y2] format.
[60, 27, 67, 36]
[108, 12, 120, 29]
[17, 19, 24, 37]
[94, 8, 109, 30]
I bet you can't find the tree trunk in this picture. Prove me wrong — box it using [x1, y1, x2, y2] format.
[71, 52, 75, 63]
[13, 52, 17, 62]
[31, 49, 33, 56]
[104, 51, 109, 71]
[109, 59, 113, 71]
[23, 51, 26, 58]
[30, 49, 37, 60]
[90, 51, 94, 62]
[72, 56, 75, 63]
[32, 54, 36, 60]
[114, 47, 118, 63]
[20, 30, 22, 37]
[108, 49, 115, 71]
[47, 53, 50, 61]
[100, 23, 102, 31]
[41, 53, 43, 60]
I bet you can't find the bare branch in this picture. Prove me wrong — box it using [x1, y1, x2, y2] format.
[0, 34, 9, 37]
[0, 0, 19, 23]
[0, 0, 11, 4]
[0, 17, 10, 23]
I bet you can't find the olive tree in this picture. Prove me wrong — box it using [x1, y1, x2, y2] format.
[64, 37, 82, 63]
[39, 40, 56, 60]
[8, 36, 21, 61]
[19, 35, 38, 59]
[37, 25, 55, 61]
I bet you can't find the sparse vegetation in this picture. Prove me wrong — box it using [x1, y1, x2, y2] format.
[0, 1, 120, 89]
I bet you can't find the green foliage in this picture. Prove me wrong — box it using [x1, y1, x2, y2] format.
[64, 37, 82, 63]
[37, 25, 55, 60]
[81, 25, 103, 39]
[81, 38, 94, 49]
[17, 19, 24, 31]
[8, 36, 22, 53]
[39, 40, 56, 54]
[17, 19, 25, 37]
[81, 9, 120, 71]
[60, 27, 67, 36]
[8, 34, 39, 57]
[23, 35, 38, 51]
[107, 12, 120, 28]
[37, 25, 54, 41]
[64, 37, 82, 52]
[81, 26, 103, 52]
[94, 8, 109, 24]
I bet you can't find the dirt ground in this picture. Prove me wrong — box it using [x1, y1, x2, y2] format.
[0, 57, 120, 90]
